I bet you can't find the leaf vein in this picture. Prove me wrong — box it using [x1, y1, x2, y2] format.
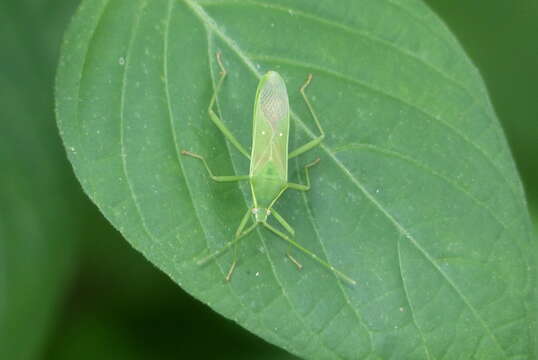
[333, 143, 511, 230]
[397, 235, 433, 360]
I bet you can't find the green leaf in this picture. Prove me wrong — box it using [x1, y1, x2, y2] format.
[425, 0, 538, 209]
[56, 0, 537, 358]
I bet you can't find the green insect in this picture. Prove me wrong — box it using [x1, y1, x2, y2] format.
[181, 52, 356, 285]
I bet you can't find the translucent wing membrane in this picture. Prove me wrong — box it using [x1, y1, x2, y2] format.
[250, 71, 290, 200]
[259, 71, 289, 130]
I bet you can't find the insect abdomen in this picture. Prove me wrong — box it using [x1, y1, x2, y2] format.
[251, 162, 286, 208]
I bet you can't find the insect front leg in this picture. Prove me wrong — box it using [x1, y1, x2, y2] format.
[288, 74, 325, 159]
[208, 52, 251, 159]
[180, 150, 250, 182]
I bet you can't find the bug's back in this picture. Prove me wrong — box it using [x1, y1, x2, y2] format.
[249, 71, 290, 208]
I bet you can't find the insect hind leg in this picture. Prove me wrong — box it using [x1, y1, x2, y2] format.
[269, 209, 302, 269]
[226, 208, 257, 281]
[262, 221, 356, 286]
[196, 208, 257, 282]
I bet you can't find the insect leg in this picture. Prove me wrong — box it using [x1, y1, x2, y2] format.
[225, 220, 258, 281]
[288, 74, 325, 159]
[181, 150, 249, 182]
[208, 52, 251, 159]
[196, 208, 256, 267]
[262, 222, 357, 286]
[226, 208, 255, 281]
[270, 209, 303, 269]
[270, 208, 295, 236]
[226, 218, 258, 281]
[286, 157, 320, 191]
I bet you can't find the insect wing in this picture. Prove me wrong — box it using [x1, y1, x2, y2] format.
[250, 71, 290, 179]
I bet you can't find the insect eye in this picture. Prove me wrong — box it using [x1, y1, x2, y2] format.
[252, 208, 259, 214]
[266, 210, 271, 215]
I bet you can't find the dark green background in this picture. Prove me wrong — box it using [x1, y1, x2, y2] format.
[1, 1, 536, 359]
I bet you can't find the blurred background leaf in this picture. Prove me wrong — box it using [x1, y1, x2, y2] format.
[1, 0, 536, 359]
[0, 1, 81, 358]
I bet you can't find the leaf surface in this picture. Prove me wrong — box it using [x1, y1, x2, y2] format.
[56, 0, 537, 358]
